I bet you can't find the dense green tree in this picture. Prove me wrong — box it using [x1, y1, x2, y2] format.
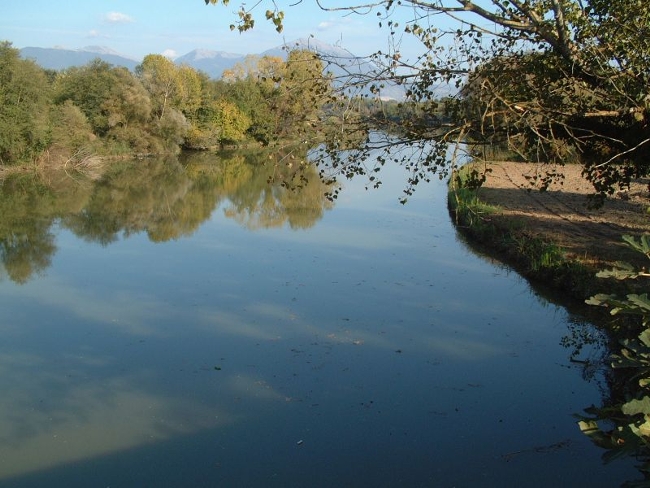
[272, 50, 331, 139]
[0, 42, 51, 164]
[226, 77, 276, 144]
[53, 58, 191, 154]
[0, 39, 337, 163]
[49, 100, 95, 152]
[152, 108, 189, 152]
[102, 68, 152, 130]
[222, 55, 284, 144]
[136, 55, 182, 120]
[136, 56, 219, 150]
[176, 64, 204, 118]
[185, 93, 250, 148]
[221, 52, 333, 144]
[54, 61, 152, 140]
[54, 60, 116, 136]
[210, 100, 251, 144]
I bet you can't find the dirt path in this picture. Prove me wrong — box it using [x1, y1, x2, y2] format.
[475, 162, 650, 270]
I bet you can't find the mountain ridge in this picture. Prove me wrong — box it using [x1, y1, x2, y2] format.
[19, 39, 406, 100]
[20, 46, 140, 71]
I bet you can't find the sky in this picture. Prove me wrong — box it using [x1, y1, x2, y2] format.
[1, 0, 425, 61]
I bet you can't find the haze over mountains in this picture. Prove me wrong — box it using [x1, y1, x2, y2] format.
[19, 39, 407, 100]
[20, 45, 141, 72]
[173, 49, 244, 79]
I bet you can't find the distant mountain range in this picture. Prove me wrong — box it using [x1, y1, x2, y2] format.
[19, 39, 406, 101]
[173, 48, 244, 79]
[20, 45, 140, 72]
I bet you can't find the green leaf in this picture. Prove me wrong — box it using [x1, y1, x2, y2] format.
[640, 329, 650, 348]
[578, 419, 600, 434]
[596, 262, 638, 280]
[623, 234, 650, 257]
[628, 294, 650, 313]
[622, 396, 650, 416]
[586, 293, 616, 307]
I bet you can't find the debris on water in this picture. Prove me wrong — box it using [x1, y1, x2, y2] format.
[214, 366, 222, 371]
[502, 439, 572, 461]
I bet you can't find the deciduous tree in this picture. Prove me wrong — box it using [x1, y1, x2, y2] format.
[273, 49, 331, 139]
[136, 54, 182, 120]
[205, 0, 650, 201]
[0, 42, 51, 164]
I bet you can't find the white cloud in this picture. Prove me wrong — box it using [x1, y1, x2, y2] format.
[162, 49, 177, 59]
[317, 18, 352, 32]
[103, 12, 134, 24]
[86, 30, 110, 40]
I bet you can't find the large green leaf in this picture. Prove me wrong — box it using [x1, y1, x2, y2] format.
[596, 262, 638, 280]
[623, 234, 650, 258]
[629, 294, 650, 313]
[640, 329, 650, 348]
[622, 397, 650, 416]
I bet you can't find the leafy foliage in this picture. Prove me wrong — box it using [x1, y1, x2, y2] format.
[581, 235, 650, 482]
[204, 0, 650, 203]
[0, 41, 334, 164]
[0, 41, 51, 164]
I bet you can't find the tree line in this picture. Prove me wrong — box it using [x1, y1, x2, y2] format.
[0, 41, 332, 167]
[9, 0, 650, 203]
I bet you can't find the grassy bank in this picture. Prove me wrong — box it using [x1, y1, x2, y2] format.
[447, 165, 624, 303]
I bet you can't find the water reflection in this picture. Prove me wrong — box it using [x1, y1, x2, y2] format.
[0, 365, 229, 479]
[0, 151, 641, 487]
[0, 148, 333, 284]
[0, 174, 57, 283]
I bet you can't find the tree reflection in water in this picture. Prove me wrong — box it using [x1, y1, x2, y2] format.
[0, 147, 334, 284]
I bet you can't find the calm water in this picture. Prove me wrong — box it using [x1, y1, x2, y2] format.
[0, 151, 639, 487]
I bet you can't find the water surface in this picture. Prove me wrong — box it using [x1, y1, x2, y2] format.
[0, 152, 638, 486]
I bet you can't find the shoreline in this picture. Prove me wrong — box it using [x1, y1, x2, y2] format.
[448, 161, 650, 304]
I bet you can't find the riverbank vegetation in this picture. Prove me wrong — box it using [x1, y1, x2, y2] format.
[0, 41, 336, 171]
[582, 239, 650, 482]
[448, 164, 599, 300]
[206, 0, 650, 206]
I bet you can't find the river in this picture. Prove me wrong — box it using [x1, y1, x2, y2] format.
[0, 149, 640, 487]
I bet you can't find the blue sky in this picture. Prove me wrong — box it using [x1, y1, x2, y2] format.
[1, 0, 424, 60]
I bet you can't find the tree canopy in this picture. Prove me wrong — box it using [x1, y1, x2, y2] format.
[0, 41, 333, 165]
[206, 0, 650, 202]
[0, 42, 51, 164]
